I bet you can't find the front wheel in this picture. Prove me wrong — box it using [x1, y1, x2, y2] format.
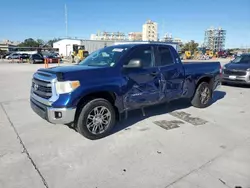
[76, 98, 116, 140]
[191, 82, 212, 108]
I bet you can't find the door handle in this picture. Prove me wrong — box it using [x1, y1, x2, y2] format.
[150, 71, 158, 76]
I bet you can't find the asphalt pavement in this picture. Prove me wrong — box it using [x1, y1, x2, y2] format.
[0, 59, 249, 188]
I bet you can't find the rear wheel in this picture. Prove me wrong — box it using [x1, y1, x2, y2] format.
[76, 98, 116, 140]
[191, 82, 212, 108]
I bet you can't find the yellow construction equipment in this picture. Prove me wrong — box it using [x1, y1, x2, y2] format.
[72, 44, 89, 63]
[205, 50, 214, 58]
[184, 51, 192, 59]
[193, 50, 201, 59]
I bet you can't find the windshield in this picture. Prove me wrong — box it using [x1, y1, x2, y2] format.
[79, 46, 130, 67]
[232, 55, 250, 64]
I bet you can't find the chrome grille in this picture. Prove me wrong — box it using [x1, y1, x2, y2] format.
[32, 78, 52, 99]
[30, 70, 58, 107]
[223, 69, 246, 76]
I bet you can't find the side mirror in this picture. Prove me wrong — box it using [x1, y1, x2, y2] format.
[123, 59, 142, 68]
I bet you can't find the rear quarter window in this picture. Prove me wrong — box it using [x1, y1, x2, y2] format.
[158, 46, 174, 66]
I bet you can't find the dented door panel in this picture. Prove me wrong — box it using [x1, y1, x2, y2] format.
[123, 68, 161, 110]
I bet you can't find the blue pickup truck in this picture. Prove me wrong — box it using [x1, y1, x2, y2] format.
[30, 43, 221, 139]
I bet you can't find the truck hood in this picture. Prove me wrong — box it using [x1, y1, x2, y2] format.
[40, 65, 103, 73]
[38, 65, 114, 81]
[225, 62, 250, 70]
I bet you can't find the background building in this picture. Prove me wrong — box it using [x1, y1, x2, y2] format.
[0, 39, 20, 52]
[204, 27, 226, 51]
[0, 39, 20, 46]
[173, 38, 182, 45]
[128, 32, 142, 41]
[0, 43, 17, 52]
[53, 39, 114, 56]
[160, 33, 182, 45]
[90, 31, 126, 41]
[161, 33, 173, 42]
[142, 20, 158, 41]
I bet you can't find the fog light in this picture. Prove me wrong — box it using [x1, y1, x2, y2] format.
[55, 111, 62, 119]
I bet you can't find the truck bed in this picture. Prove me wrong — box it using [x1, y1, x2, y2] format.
[183, 61, 221, 74]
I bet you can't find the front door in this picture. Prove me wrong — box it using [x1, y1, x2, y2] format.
[156, 45, 185, 101]
[122, 46, 161, 110]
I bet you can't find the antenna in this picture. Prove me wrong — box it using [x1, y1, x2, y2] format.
[65, 4, 68, 37]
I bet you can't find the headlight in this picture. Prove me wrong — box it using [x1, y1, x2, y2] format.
[247, 68, 250, 71]
[55, 81, 80, 94]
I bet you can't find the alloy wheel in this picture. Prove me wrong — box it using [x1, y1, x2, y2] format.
[200, 86, 210, 104]
[86, 106, 111, 135]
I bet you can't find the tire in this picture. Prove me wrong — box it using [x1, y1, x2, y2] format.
[191, 82, 212, 108]
[76, 98, 116, 140]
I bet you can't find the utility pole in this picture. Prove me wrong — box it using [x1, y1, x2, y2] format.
[65, 4, 68, 37]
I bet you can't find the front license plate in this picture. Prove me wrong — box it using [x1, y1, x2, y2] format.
[229, 75, 236, 80]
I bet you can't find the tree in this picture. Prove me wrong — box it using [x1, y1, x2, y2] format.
[37, 39, 44, 46]
[181, 40, 199, 54]
[47, 38, 61, 47]
[18, 38, 39, 47]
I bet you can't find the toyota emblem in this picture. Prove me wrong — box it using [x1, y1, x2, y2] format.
[34, 84, 39, 91]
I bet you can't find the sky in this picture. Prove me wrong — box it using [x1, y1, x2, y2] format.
[1, 0, 250, 48]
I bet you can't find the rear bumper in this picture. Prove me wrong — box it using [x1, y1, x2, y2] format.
[30, 97, 76, 124]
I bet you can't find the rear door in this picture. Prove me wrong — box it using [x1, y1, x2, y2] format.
[156, 45, 185, 101]
[122, 45, 161, 110]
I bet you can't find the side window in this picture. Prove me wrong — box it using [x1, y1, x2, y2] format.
[158, 47, 174, 66]
[33, 54, 40, 58]
[126, 47, 153, 68]
[241, 55, 250, 63]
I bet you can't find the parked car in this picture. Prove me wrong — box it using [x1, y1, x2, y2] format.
[30, 43, 221, 140]
[51, 52, 60, 58]
[7, 53, 21, 59]
[0, 51, 9, 59]
[222, 53, 250, 85]
[4, 53, 10, 59]
[20, 53, 30, 60]
[29, 54, 44, 64]
[46, 55, 61, 63]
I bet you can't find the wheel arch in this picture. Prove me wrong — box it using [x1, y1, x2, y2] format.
[191, 75, 214, 99]
[196, 75, 214, 90]
[74, 91, 120, 126]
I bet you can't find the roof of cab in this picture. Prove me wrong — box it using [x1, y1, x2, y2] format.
[112, 43, 175, 49]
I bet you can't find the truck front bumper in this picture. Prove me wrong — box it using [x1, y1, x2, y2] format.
[30, 97, 76, 124]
